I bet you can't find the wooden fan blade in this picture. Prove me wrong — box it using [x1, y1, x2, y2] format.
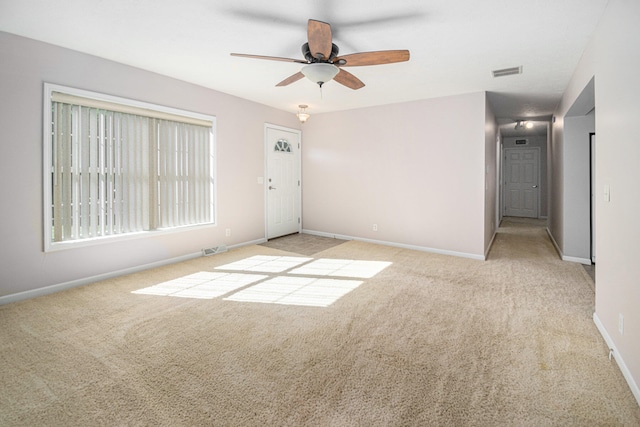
[231, 53, 307, 64]
[333, 69, 365, 90]
[307, 19, 333, 60]
[334, 50, 410, 67]
[276, 72, 305, 87]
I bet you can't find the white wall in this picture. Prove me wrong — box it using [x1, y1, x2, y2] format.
[563, 113, 595, 262]
[484, 97, 498, 253]
[301, 92, 493, 259]
[0, 32, 300, 298]
[593, 0, 640, 403]
[549, 116, 565, 251]
[0, 31, 497, 301]
[552, 0, 640, 404]
[549, 18, 599, 257]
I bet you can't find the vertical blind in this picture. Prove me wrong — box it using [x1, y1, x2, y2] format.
[50, 97, 213, 244]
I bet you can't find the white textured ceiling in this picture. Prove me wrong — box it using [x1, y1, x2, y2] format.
[0, 0, 608, 135]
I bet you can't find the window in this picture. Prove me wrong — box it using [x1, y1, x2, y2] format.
[43, 83, 216, 251]
[274, 139, 292, 152]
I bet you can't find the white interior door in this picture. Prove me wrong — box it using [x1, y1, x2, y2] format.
[266, 125, 301, 239]
[504, 148, 540, 218]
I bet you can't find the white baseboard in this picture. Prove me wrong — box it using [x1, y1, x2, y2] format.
[0, 251, 201, 306]
[302, 229, 486, 261]
[485, 231, 497, 259]
[547, 227, 563, 258]
[0, 237, 269, 306]
[229, 238, 267, 249]
[302, 229, 352, 240]
[546, 228, 591, 265]
[593, 313, 640, 407]
[563, 255, 592, 265]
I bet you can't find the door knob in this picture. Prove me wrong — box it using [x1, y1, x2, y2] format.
[532, 185, 538, 188]
[269, 186, 277, 190]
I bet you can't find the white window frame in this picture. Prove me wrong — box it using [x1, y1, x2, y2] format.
[43, 83, 216, 252]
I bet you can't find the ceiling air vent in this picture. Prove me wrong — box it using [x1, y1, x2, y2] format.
[492, 66, 522, 78]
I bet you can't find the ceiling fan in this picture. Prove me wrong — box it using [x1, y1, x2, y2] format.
[231, 19, 410, 90]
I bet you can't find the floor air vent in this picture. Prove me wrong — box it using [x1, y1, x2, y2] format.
[203, 245, 227, 256]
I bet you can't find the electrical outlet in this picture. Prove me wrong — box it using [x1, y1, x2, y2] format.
[372, 224, 378, 232]
[225, 228, 231, 237]
[619, 313, 624, 335]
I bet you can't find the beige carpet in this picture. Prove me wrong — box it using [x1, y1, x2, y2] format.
[1, 219, 639, 426]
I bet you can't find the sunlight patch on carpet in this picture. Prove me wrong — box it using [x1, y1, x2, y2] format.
[214, 255, 313, 273]
[132, 272, 267, 299]
[132, 256, 391, 306]
[223, 276, 363, 307]
[289, 259, 392, 278]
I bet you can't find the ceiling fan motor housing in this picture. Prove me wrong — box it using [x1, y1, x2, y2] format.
[302, 42, 339, 62]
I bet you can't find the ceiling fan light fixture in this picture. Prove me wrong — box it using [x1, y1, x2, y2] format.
[301, 63, 339, 87]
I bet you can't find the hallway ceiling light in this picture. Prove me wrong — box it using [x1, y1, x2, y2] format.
[296, 104, 310, 123]
[514, 120, 534, 130]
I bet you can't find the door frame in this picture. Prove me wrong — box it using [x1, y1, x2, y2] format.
[502, 146, 541, 218]
[590, 132, 596, 263]
[264, 123, 302, 239]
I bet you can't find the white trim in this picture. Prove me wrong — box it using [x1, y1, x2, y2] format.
[264, 123, 302, 240]
[46, 83, 214, 126]
[485, 231, 497, 259]
[547, 227, 563, 258]
[0, 237, 269, 306]
[0, 252, 201, 306]
[562, 255, 592, 265]
[302, 229, 486, 261]
[43, 82, 218, 252]
[228, 238, 267, 249]
[546, 227, 591, 265]
[45, 223, 218, 252]
[593, 313, 640, 407]
[302, 229, 353, 240]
